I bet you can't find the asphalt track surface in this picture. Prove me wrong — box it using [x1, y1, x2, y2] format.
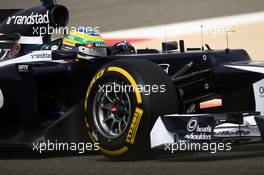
[0, 0, 264, 175]
[0, 143, 264, 175]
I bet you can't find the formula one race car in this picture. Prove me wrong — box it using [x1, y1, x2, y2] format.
[0, 0, 264, 159]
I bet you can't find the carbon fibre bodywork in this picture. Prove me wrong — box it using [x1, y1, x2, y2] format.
[0, 1, 264, 147]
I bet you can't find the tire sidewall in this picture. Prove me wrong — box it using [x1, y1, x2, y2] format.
[84, 59, 179, 158]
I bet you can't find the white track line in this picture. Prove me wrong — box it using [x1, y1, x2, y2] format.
[102, 11, 264, 39]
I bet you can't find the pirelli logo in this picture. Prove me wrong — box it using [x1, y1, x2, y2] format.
[126, 107, 143, 144]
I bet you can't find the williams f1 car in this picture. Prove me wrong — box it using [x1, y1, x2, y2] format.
[0, 0, 264, 159]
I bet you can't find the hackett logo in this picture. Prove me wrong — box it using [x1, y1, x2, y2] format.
[6, 11, 49, 25]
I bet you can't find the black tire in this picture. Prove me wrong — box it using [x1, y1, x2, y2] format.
[84, 59, 179, 159]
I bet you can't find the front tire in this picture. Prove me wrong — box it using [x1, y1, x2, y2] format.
[84, 59, 179, 159]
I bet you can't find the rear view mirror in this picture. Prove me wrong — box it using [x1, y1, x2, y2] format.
[162, 41, 178, 52]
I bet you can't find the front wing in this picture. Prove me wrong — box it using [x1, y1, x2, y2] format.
[150, 112, 264, 149]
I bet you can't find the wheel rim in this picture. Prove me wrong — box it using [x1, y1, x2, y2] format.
[93, 82, 132, 139]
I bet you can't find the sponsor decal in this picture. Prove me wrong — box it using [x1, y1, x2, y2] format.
[30, 52, 51, 59]
[187, 117, 198, 132]
[0, 89, 3, 109]
[214, 130, 251, 137]
[78, 45, 107, 57]
[18, 64, 29, 72]
[185, 117, 212, 140]
[0, 48, 11, 60]
[185, 133, 212, 140]
[51, 45, 58, 51]
[6, 11, 49, 25]
[126, 107, 143, 144]
[253, 79, 264, 114]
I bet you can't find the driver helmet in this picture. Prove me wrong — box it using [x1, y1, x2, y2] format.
[62, 27, 105, 50]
